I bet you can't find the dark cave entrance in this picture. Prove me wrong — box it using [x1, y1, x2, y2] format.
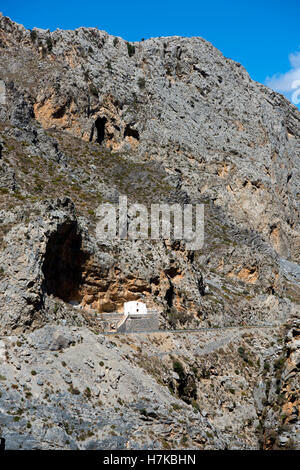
[42, 222, 88, 303]
[94, 116, 107, 145]
[165, 284, 174, 308]
[124, 124, 139, 141]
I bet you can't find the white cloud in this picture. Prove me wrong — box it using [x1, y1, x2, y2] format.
[289, 50, 300, 68]
[265, 49, 300, 105]
[291, 79, 300, 105]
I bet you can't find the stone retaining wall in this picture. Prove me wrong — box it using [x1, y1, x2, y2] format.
[96, 311, 160, 333]
[117, 313, 159, 333]
[97, 313, 123, 331]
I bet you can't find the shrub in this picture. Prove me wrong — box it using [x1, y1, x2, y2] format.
[89, 84, 98, 97]
[30, 30, 37, 41]
[237, 346, 249, 362]
[171, 403, 182, 411]
[191, 399, 200, 412]
[173, 360, 184, 377]
[64, 422, 72, 435]
[68, 385, 80, 395]
[274, 356, 285, 371]
[162, 439, 171, 449]
[167, 307, 189, 327]
[181, 435, 188, 444]
[137, 77, 146, 89]
[126, 42, 135, 57]
[46, 37, 53, 52]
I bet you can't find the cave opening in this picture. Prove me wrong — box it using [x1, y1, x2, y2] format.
[95, 116, 107, 145]
[165, 284, 174, 308]
[42, 222, 88, 303]
[124, 124, 139, 141]
[52, 105, 66, 119]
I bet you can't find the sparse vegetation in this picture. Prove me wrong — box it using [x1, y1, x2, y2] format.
[137, 77, 146, 89]
[274, 356, 285, 371]
[30, 30, 37, 41]
[173, 360, 184, 377]
[126, 42, 135, 57]
[89, 83, 98, 97]
[68, 385, 80, 395]
[46, 37, 53, 52]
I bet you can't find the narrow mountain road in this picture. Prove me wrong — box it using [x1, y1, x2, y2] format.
[103, 323, 279, 336]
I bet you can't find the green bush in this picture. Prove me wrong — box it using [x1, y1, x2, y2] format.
[68, 385, 80, 395]
[126, 42, 135, 57]
[137, 77, 146, 89]
[30, 30, 37, 41]
[171, 403, 182, 411]
[46, 37, 53, 52]
[89, 84, 98, 97]
[191, 399, 200, 411]
[167, 308, 187, 328]
[173, 360, 184, 377]
[274, 356, 285, 371]
[237, 346, 249, 362]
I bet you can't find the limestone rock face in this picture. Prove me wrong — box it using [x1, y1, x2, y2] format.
[0, 14, 299, 449]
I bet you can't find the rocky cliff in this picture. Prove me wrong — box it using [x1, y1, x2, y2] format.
[0, 13, 299, 449]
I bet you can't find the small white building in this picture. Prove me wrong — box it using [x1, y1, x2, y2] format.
[124, 301, 147, 317]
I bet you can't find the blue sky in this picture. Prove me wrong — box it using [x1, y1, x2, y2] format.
[1, 0, 300, 107]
